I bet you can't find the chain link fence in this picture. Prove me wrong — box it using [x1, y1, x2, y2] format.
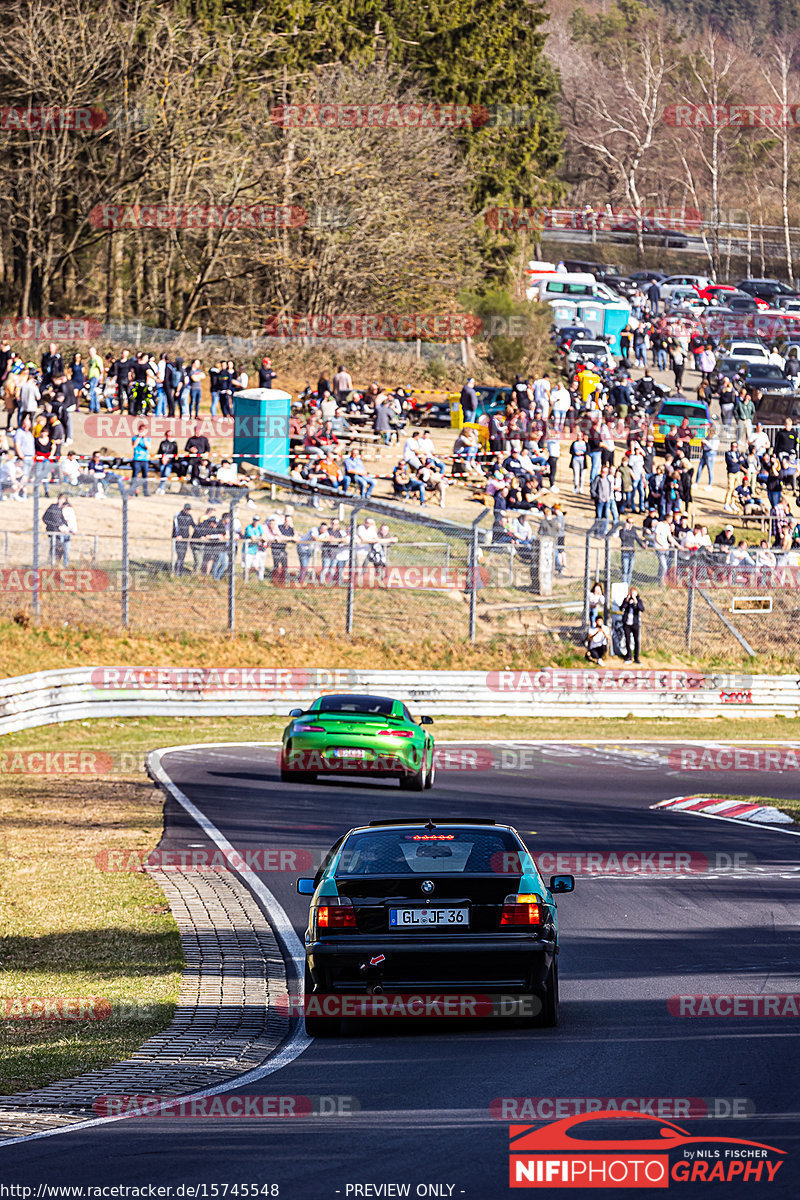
[1, 472, 580, 643]
[578, 524, 800, 667]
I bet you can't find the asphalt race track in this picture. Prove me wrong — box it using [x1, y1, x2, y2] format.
[2, 742, 799, 1198]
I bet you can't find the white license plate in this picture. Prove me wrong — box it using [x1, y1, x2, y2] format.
[332, 748, 367, 758]
[390, 908, 469, 927]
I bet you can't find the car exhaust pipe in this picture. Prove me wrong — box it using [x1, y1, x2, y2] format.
[368, 984, 383, 996]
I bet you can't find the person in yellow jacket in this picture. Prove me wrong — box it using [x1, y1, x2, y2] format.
[87, 346, 104, 413]
[579, 367, 602, 408]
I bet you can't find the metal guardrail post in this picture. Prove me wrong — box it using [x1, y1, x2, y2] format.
[603, 532, 612, 624]
[228, 496, 238, 633]
[583, 530, 592, 628]
[346, 504, 364, 634]
[468, 510, 489, 643]
[119, 479, 130, 629]
[685, 569, 695, 650]
[32, 479, 40, 620]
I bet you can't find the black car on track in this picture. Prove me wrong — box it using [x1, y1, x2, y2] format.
[296, 817, 574, 1036]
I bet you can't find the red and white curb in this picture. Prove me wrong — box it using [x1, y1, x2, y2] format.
[652, 795, 795, 826]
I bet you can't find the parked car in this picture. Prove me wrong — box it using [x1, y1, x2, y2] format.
[736, 278, 800, 304]
[565, 338, 616, 372]
[650, 395, 711, 451]
[610, 219, 689, 248]
[423, 385, 513, 426]
[659, 274, 714, 302]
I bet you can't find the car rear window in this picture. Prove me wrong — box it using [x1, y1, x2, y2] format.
[317, 695, 394, 715]
[659, 402, 707, 419]
[336, 829, 526, 876]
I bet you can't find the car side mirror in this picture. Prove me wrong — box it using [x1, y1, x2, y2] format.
[549, 874, 575, 894]
[296, 878, 315, 895]
[420, 715, 434, 725]
[289, 708, 303, 718]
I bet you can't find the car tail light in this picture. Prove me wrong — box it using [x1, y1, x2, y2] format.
[500, 894, 542, 927]
[316, 897, 357, 931]
[293, 723, 324, 732]
[377, 729, 414, 738]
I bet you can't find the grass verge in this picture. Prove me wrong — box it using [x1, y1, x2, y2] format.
[0, 773, 183, 1095]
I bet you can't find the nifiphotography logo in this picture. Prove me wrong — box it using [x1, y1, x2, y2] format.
[508, 1111, 785, 1187]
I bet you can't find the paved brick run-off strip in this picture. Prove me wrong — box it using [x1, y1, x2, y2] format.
[0, 868, 290, 1140]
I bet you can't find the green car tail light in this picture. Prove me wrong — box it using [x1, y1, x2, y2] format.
[377, 729, 414, 737]
[316, 896, 357, 931]
[500, 894, 543, 927]
[294, 723, 325, 732]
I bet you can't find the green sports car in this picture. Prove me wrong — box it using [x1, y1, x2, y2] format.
[280, 693, 435, 790]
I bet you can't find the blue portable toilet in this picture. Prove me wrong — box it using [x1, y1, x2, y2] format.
[232, 388, 292, 474]
[548, 298, 580, 329]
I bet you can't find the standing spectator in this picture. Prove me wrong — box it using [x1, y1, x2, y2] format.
[217, 361, 234, 417]
[545, 430, 560, 489]
[193, 507, 219, 575]
[723, 444, 744, 511]
[41, 342, 63, 388]
[70, 353, 86, 405]
[172, 504, 196, 575]
[551, 381, 571, 432]
[619, 517, 643, 585]
[653, 514, 677, 584]
[332, 364, 352, 404]
[590, 464, 617, 533]
[296, 521, 329, 583]
[17, 369, 40, 425]
[156, 429, 178, 494]
[211, 511, 233, 579]
[242, 513, 267, 581]
[569, 431, 587, 494]
[698, 344, 716, 384]
[130, 423, 151, 496]
[696, 422, 719, 488]
[374, 397, 394, 445]
[460, 377, 478, 424]
[258, 357, 277, 389]
[646, 279, 661, 315]
[670, 340, 685, 390]
[13, 415, 34, 493]
[208, 361, 221, 417]
[629, 442, 646, 512]
[87, 346, 104, 413]
[114, 350, 132, 412]
[53, 372, 78, 444]
[42, 493, 75, 565]
[189, 361, 204, 418]
[620, 587, 644, 663]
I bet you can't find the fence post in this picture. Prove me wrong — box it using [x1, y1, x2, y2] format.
[32, 478, 40, 620]
[685, 568, 695, 650]
[468, 510, 489, 643]
[120, 480, 129, 629]
[346, 504, 363, 634]
[583, 530, 592, 628]
[227, 496, 238, 633]
[603, 530, 612, 623]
